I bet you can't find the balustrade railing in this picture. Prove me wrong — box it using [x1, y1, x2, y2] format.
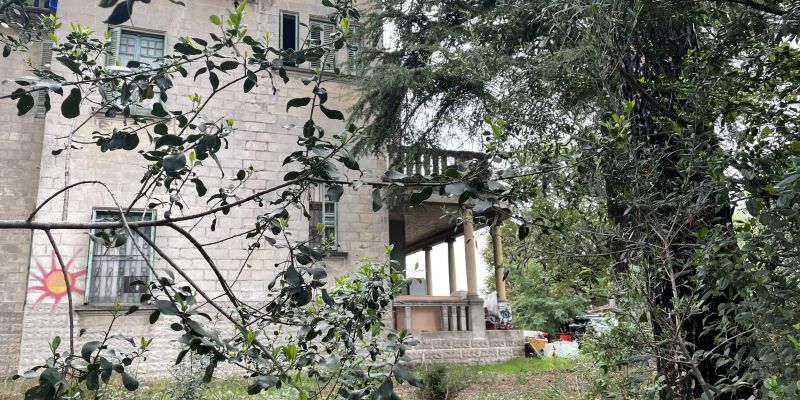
[393, 295, 473, 332]
[391, 146, 484, 177]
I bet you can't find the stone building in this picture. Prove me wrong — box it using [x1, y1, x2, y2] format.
[0, 0, 519, 377]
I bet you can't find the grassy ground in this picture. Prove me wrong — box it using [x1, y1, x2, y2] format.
[0, 357, 582, 399]
[397, 357, 582, 400]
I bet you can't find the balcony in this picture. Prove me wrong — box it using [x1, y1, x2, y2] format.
[394, 295, 479, 332]
[391, 146, 484, 177]
[384, 144, 513, 344]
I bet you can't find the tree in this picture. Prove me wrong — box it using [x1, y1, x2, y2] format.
[354, 0, 800, 398]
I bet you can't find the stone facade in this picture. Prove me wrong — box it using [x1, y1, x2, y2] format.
[0, 37, 47, 376]
[406, 330, 525, 365]
[2, 0, 391, 376]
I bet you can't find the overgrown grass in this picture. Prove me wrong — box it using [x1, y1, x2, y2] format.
[0, 376, 298, 400]
[468, 357, 573, 374]
[1, 358, 581, 400]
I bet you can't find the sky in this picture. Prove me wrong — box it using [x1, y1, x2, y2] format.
[405, 227, 492, 296]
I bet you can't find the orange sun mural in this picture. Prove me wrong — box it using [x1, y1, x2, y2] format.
[30, 250, 86, 304]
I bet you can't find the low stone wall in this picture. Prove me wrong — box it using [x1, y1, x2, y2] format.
[406, 330, 524, 365]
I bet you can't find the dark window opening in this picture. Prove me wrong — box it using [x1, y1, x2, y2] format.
[281, 12, 298, 66]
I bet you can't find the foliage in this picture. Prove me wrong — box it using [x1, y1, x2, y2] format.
[468, 357, 573, 374]
[354, 0, 800, 398]
[413, 365, 470, 400]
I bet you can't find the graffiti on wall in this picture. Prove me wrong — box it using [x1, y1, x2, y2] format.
[29, 250, 85, 304]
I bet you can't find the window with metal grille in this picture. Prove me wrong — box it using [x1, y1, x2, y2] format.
[309, 185, 339, 247]
[103, 28, 166, 112]
[280, 12, 298, 66]
[86, 210, 155, 304]
[309, 19, 336, 71]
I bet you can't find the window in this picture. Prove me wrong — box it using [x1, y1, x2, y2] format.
[25, 0, 57, 11]
[309, 185, 339, 247]
[346, 26, 361, 75]
[309, 19, 336, 71]
[86, 210, 155, 304]
[35, 41, 53, 118]
[280, 12, 298, 66]
[117, 31, 165, 67]
[103, 28, 166, 111]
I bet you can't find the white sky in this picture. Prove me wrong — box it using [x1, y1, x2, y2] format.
[405, 227, 491, 296]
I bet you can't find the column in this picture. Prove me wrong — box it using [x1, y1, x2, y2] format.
[404, 306, 412, 330]
[492, 225, 507, 302]
[463, 209, 479, 298]
[424, 247, 433, 295]
[447, 238, 456, 295]
[492, 224, 511, 326]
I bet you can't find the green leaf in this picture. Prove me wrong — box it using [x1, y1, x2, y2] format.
[16, 93, 34, 116]
[155, 134, 183, 148]
[209, 15, 222, 26]
[81, 341, 102, 360]
[104, 1, 134, 25]
[151, 102, 169, 118]
[121, 372, 139, 391]
[191, 178, 207, 196]
[373, 378, 394, 400]
[174, 42, 203, 56]
[286, 97, 312, 111]
[518, 224, 530, 240]
[203, 360, 217, 383]
[444, 182, 467, 196]
[162, 153, 187, 172]
[410, 187, 433, 206]
[149, 310, 161, 324]
[98, 0, 120, 8]
[326, 185, 344, 202]
[61, 88, 81, 119]
[319, 105, 344, 120]
[156, 299, 180, 315]
[372, 188, 382, 212]
[219, 60, 239, 71]
[473, 200, 493, 214]
[154, 123, 169, 135]
[49, 336, 61, 353]
[244, 78, 256, 93]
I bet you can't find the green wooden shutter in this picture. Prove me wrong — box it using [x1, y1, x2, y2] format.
[106, 27, 121, 67]
[309, 21, 322, 70]
[34, 40, 53, 118]
[347, 26, 359, 75]
[102, 27, 122, 106]
[310, 20, 336, 71]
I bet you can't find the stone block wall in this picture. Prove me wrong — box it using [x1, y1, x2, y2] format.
[10, 0, 391, 373]
[406, 330, 525, 365]
[0, 36, 46, 376]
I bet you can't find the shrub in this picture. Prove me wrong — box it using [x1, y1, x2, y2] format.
[415, 365, 470, 400]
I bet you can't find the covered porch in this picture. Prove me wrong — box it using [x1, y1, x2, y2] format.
[388, 148, 510, 338]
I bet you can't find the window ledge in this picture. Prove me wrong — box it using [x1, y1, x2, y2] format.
[279, 65, 356, 81]
[76, 304, 155, 314]
[326, 250, 348, 259]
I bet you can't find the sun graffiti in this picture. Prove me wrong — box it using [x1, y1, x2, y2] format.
[30, 251, 86, 304]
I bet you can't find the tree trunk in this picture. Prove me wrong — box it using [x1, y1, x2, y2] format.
[610, 18, 754, 400]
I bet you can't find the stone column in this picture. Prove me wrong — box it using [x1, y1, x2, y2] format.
[424, 247, 433, 295]
[463, 209, 479, 298]
[492, 225, 512, 326]
[447, 238, 456, 295]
